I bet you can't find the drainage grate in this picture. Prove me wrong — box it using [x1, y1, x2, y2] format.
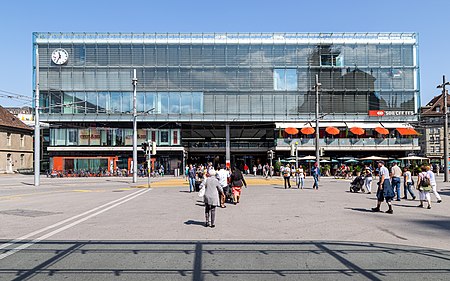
[0, 209, 62, 217]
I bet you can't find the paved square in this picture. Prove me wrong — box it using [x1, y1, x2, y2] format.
[0, 175, 449, 280]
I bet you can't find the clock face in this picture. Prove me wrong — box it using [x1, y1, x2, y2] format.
[51, 48, 69, 65]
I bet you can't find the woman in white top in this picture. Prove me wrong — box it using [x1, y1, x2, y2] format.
[296, 165, 305, 189]
[426, 166, 442, 203]
[417, 166, 432, 209]
[402, 167, 416, 200]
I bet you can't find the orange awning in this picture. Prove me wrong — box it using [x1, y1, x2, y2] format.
[349, 127, 365, 135]
[301, 127, 315, 135]
[285, 127, 299, 135]
[374, 127, 389, 135]
[396, 127, 419, 136]
[325, 126, 340, 135]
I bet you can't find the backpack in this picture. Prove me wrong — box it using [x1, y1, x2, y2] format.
[420, 173, 430, 187]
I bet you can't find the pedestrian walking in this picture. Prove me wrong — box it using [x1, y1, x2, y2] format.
[187, 164, 196, 193]
[296, 165, 305, 189]
[390, 162, 402, 201]
[283, 164, 291, 189]
[402, 167, 416, 200]
[417, 166, 432, 209]
[426, 166, 442, 203]
[372, 161, 395, 214]
[230, 167, 247, 204]
[217, 164, 230, 208]
[201, 170, 223, 228]
[312, 162, 320, 190]
[364, 165, 373, 194]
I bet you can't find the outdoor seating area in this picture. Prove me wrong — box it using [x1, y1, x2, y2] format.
[276, 155, 433, 177]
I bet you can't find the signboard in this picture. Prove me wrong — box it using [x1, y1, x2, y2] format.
[368, 110, 385, 117]
[368, 110, 414, 116]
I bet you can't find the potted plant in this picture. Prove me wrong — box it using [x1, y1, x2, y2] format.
[322, 164, 331, 176]
[274, 161, 282, 176]
[354, 165, 362, 176]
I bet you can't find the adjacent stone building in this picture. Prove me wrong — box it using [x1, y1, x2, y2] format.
[419, 93, 449, 165]
[0, 106, 34, 173]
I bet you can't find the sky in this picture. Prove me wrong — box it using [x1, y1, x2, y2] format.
[0, 0, 449, 107]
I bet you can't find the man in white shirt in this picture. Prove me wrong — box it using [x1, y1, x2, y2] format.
[283, 164, 291, 189]
[390, 162, 403, 201]
[402, 167, 416, 200]
[217, 164, 230, 208]
[426, 166, 442, 203]
[372, 161, 395, 214]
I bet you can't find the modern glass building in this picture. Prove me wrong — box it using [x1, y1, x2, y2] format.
[33, 32, 420, 173]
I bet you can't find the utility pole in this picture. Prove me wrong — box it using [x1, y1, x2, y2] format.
[34, 47, 40, 186]
[132, 69, 138, 183]
[438, 75, 450, 182]
[315, 74, 321, 165]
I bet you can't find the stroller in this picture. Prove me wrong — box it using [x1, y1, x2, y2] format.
[350, 175, 365, 193]
[223, 184, 234, 203]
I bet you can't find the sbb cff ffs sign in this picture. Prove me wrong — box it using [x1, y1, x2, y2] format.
[368, 110, 385, 116]
[368, 110, 415, 116]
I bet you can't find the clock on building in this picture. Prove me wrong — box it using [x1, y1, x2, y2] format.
[51, 48, 69, 65]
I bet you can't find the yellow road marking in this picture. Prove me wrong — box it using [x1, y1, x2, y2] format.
[0, 190, 67, 200]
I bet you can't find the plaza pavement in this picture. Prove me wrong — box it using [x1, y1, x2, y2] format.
[0, 174, 449, 280]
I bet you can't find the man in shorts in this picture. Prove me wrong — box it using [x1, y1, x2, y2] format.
[372, 161, 395, 214]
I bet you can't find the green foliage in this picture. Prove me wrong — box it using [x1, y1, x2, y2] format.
[274, 161, 282, 172]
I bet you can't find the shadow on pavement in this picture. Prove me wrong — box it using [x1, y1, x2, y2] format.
[20, 182, 35, 186]
[345, 207, 372, 213]
[1, 240, 450, 280]
[410, 219, 450, 234]
[184, 220, 205, 227]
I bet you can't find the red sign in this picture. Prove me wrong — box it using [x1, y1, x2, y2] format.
[368, 110, 385, 117]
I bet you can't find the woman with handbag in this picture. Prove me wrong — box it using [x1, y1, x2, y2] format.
[230, 167, 247, 204]
[417, 166, 432, 209]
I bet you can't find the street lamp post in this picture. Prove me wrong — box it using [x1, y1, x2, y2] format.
[437, 75, 450, 182]
[132, 69, 138, 183]
[34, 47, 40, 186]
[314, 74, 321, 165]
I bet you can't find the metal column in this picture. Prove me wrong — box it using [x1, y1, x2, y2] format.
[34, 47, 40, 186]
[315, 74, 321, 165]
[226, 124, 230, 168]
[132, 69, 138, 183]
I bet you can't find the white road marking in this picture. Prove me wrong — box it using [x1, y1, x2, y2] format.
[0, 188, 149, 254]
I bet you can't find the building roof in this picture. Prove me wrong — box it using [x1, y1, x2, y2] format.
[420, 93, 450, 116]
[34, 32, 417, 45]
[0, 105, 33, 131]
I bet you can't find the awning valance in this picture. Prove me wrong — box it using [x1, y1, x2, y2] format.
[344, 122, 380, 129]
[380, 122, 413, 129]
[275, 122, 347, 128]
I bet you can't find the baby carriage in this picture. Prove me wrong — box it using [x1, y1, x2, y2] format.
[350, 175, 365, 193]
[223, 184, 234, 203]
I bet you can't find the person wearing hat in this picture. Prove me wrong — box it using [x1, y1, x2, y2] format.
[201, 169, 223, 228]
[372, 160, 395, 214]
[283, 164, 291, 189]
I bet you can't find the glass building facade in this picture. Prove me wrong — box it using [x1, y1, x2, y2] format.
[33, 32, 420, 173]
